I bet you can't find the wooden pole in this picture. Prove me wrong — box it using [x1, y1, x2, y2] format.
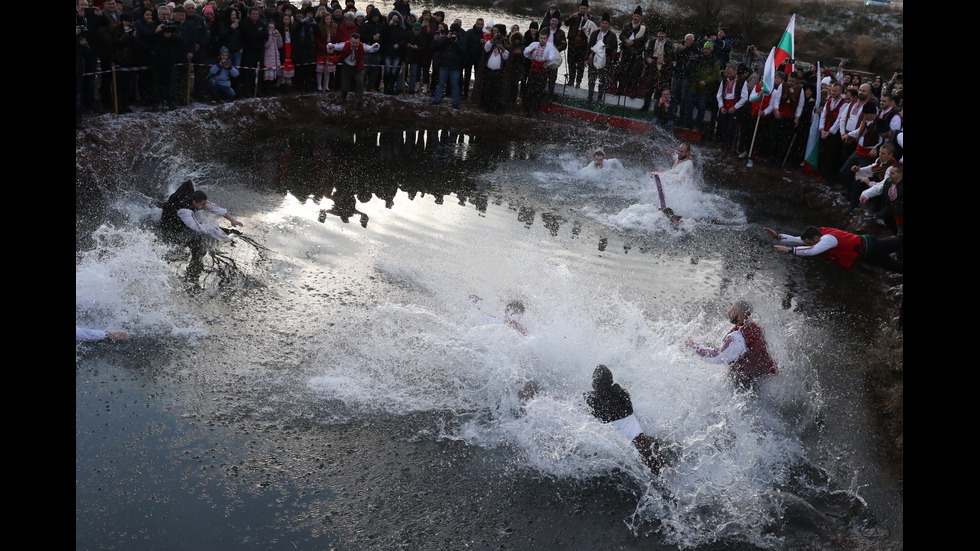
[111, 64, 119, 114]
[747, 108, 763, 167]
[781, 130, 797, 169]
[186, 61, 193, 105]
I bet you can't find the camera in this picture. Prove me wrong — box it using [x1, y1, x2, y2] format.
[162, 20, 179, 33]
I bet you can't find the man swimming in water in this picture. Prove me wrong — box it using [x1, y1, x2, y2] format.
[580, 150, 624, 172]
[76, 328, 130, 341]
[686, 299, 777, 387]
[159, 181, 244, 280]
[649, 142, 693, 184]
[468, 294, 528, 335]
[585, 365, 669, 473]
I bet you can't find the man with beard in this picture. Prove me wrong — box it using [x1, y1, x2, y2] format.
[838, 83, 874, 162]
[650, 142, 693, 184]
[686, 300, 777, 387]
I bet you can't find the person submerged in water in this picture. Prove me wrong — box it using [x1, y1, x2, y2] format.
[580, 150, 624, 172]
[468, 294, 528, 335]
[76, 327, 130, 341]
[585, 365, 671, 473]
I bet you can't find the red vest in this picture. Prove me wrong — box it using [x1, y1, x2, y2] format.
[721, 78, 738, 109]
[750, 84, 772, 118]
[339, 41, 366, 70]
[729, 321, 777, 379]
[778, 84, 801, 119]
[823, 97, 845, 131]
[818, 227, 864, 270]
[855, 120, 879, 157]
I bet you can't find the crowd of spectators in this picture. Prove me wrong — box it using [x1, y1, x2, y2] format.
[76, 1, 902, 250]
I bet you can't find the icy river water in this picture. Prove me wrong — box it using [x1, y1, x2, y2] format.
[76, 121, 902, 550]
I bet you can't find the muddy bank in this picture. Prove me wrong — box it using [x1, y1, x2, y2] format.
[75, 90, 902, 484]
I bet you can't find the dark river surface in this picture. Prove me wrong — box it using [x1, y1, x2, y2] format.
[76, 121, 902, 550]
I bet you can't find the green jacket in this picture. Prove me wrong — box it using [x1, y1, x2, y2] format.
[691, 54, 720, 95]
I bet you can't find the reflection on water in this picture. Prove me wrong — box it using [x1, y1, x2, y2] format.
[77, 124, 901, 551]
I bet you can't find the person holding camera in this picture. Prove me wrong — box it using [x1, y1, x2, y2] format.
[111, 13, 139, 113]
[209, 46, 240, 100]
[564, 1, 595, 90]
[432, 24, 466, 108]
[480, 25, 509, 113]
[150, 4, 183, 111]
[77, 0, 111, 113]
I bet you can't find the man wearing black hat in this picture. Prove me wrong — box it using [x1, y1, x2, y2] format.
[837, 99, 881, 199]
[564, 1, 595, 89]
[615, 6, 647, 96]
[542, 16, 567, 95]
[586, 13, 616, 104]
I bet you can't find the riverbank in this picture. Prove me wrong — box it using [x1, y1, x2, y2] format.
[75, 89, 902, 487]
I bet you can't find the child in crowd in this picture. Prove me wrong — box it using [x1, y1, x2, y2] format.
[209, 46, 239, 101]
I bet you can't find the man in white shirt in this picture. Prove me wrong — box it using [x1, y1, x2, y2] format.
[580, 150, 624, 172]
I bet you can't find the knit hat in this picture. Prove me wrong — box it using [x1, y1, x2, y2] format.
[412, 22, 421, 30]
[703, 41, 714, 50]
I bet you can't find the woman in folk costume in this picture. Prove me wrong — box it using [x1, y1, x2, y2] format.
[278, 13, 296, 88]
[314, 6, 337, 91]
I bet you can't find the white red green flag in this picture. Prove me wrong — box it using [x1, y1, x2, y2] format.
[775, 14, 795, 74]
[750, 47, 777, 101]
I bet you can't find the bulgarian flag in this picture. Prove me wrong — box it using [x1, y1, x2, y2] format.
[775, 14, 795, 74]
[803, 61, 822, 175]
[749, 47, 777, 101]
